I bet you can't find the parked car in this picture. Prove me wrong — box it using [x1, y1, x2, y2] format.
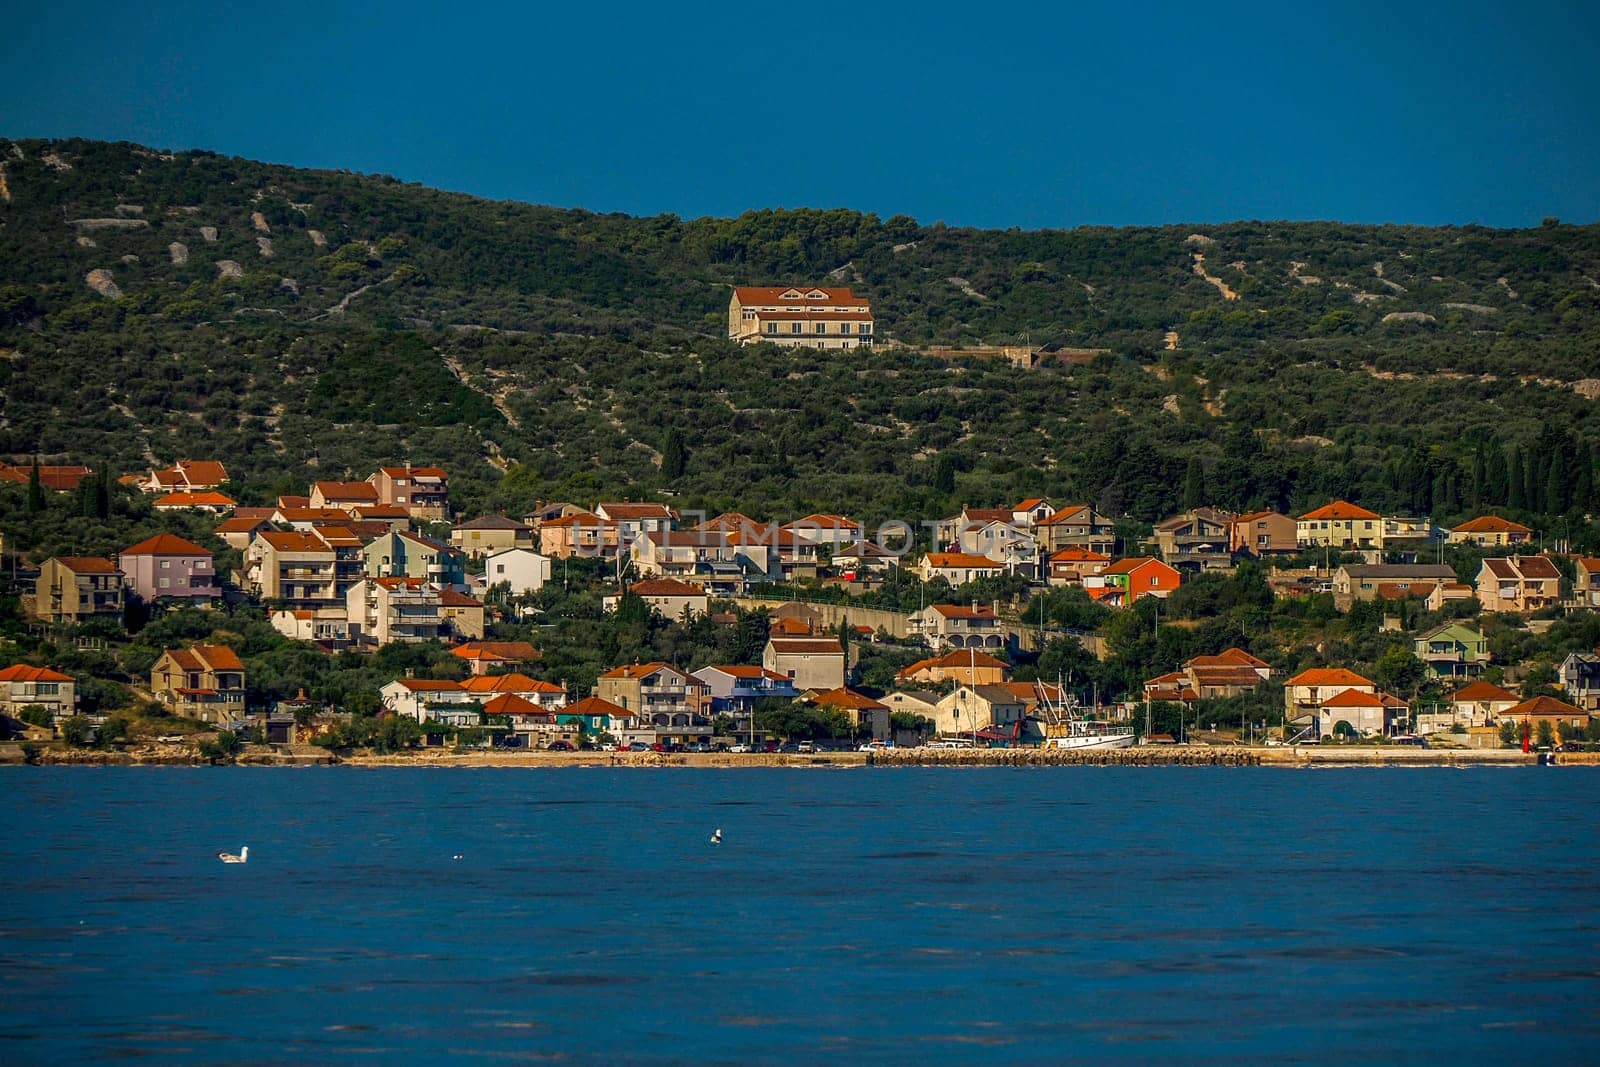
[688, 742, 710, 753]
[546, 740, 573, 751]
[796, 741, 817, 753]
[762, 741, 780, 753]
[729, 743, 752, 753]
[626, 741, 651, 752]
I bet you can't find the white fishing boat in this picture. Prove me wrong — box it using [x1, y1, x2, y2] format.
[1033, 679, 1136, 750]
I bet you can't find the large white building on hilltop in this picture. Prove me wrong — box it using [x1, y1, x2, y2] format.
[728, 286, 874, 349]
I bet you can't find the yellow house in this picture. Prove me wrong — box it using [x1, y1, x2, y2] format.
[1296, 500, 1384, 549]
[728, 286, 874, 350]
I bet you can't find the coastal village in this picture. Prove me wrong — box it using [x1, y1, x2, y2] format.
[2, 286, 1600, 760]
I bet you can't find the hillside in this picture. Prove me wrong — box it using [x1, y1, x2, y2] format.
[1, 137, 1598, 533]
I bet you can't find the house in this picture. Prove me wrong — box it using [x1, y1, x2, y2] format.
[1229, 510, 1298, 556]
[1448, 680, 1520, 726]
[274, 506, 356, 529]
[1575, 559, 1600, 609]
[1383, 517, 1442, 545]
[215, 515, 274, 551]
[1503, 695, 1592, 742]
[451, 515, 534, 558]
[153, 491, 236, 514]
[1332, 564, 1459, 609]
[1296, 501, 1384, 549]
[150, 644, 246, 723]
[1084, 558, 1181, 606]
[932, 684, 1028, 740]
[692, 665, 801, 713]
[782, 514, 865, 549]
[141, 460, 228, 493]
[380, 679, 478, 725]
[1047, 548, 1111, 586]
[461, 673, 568, 710]
[0, 463, 92, 492]
[803, 687, 890, 741]
[1143, 648, 1270, 705]
[764, 637, 847, 691]
[438, 588, 487, 640]
[1152, 507, 1235, 571]
[246, 531, 338, 608]
[1413, 623, 1490, 680]
[1313, 688, 1409, 739]
[953, 519, 1039, 574]
[896, 649, 1012, 687]
[831, 540, 898, 579]
[310, 524, 369, 597]
[908, 603, 1005, 651]
[451, 641, 542, 676]
[1284, 667, 1375, 725]
[1011, 498, 1057, 529]
[310, 480, 380, 511]
[35, 557, 124, 623]
[917, 552, 1006, 585]
[630, 530, 736, 578]
[594, 502, 676, 547]
[119, 533, 217, 605]
[269, 607, 350, 644]
[369, 466, 449, 519]
[1426, 582, 1477, 612]
[605, 578, 710, 622]
[363, 530, 466, 587]
[728, 286, 874, 349]
[1558, 652, 1600, 712]
[596, 663, 704, 727]
[557, 694, 636, 737]
[481, 547, 552, 600]
[0, 664, 76, 722]
[725, 524, 822, 582]
[538, 511, 621, 559]
[346, 577, 443, 645]
[1476, 556, 1562, 614]
[480, 693, 558, 745]
[881, 690, 941, 722]
[1033, 505, 1116, 555]
[1447, 515, 1534, 547]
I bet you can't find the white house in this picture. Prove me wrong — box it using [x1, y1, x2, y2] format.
[482, 547, 552, 599]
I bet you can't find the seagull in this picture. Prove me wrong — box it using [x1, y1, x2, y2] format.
[218, 846, 248, 864]
[710, 829, 722, 845]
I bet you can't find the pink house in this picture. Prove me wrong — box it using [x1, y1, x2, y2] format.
[119, 533, 218, 604]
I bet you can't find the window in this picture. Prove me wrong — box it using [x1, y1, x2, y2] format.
[816, 322, 826, 334]
[160, 560, 171, 570]
[840, 322, 852, 333]
[766, 322, 778, 334]
[159, 577, 170, 589]
[496, 564, 505, 574]
[791, 323, 802, 334]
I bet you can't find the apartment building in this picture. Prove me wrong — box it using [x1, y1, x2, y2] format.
[728, 286, 874, 349]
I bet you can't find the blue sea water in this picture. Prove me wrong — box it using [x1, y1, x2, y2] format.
[1, 767, 1597, 1065]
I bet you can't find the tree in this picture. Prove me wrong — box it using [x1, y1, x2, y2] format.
[1374, 647, 1426, 699]
[1181, 456, 1206, 509]
[1498, 720, 1518, 747]
[26, 457, 45, 514]
[661, 428, 687, 480]
[1535, 720, 1555, 748]
[18, 705, 52, 729]
[61, 715, 94, 747]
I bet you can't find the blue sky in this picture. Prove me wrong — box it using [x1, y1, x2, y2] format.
[2, 2, 1596, 228]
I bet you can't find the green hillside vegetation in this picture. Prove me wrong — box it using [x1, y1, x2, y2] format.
[0, 136, 1597, 543]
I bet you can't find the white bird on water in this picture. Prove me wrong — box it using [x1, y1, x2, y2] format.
[218, 846, 249, 864]
[710, 829, 722, 845]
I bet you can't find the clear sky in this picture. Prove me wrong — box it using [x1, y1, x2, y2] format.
[3, 2, 1596, 229]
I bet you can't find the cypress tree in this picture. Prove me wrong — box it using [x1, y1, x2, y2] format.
[1470, 442, 1487, 508]
[1545, 457, 1565, 517]
[1508, 448, 1526, 510]
[1486, 446, 1509, 505]
[660, 429, 687, 480]
[26, 457, 44, 514]
[1181, 456, 1205, 509]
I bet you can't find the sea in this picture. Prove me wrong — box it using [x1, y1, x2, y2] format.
[1, 766, 1596, 1065]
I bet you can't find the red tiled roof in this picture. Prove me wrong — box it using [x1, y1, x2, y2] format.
[1299, 500, 1380, 521]
[379, 466, 448, 479]
[1451, 681, 1517, 702]
[314, 481, 380, 502]
[734, 286, 866, 305]
[438, 589, 484, 608]
[0, 664, 73, 682]
[452, 642, 541, 662]
[597, 502, 674, 520]
[1453, 515, 1532, 535]
[923, 553, 1002, 569]
[1505, 695, 1587, 718]
[154, 491, 236, 507]
[394, 679, 463, 693]
[167, 644, 244, 672]
[482, 693, 546, 716]
[629, 578, 707, 597]
[122, 533, 211, 557]
[767, 638, 844, 655]
[257, 531, 331, 553]
[699, 665, 788, 681]
[807, 686, 888, 711]
[1035, 505, 1095, 527]
[1319, 687, 1387, 708]
[600, 662, 677, 680]
[54, 556, 120, 574]
[930, 604, 997, 620]
[1286, 667, 1374, 688]
[899, 650, 1010, 675]
[565, 694, 633, 718]
[0, 464, 92, 491]
[1187, 648, 1269, 670]
[461, 673, 562, 694]
[1050, 548, 1111, 562]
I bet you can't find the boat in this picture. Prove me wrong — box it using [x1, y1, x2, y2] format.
[1033, 679, 1136, 750]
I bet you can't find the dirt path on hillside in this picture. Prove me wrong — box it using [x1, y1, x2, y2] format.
[1191, 253, 1238, 300]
